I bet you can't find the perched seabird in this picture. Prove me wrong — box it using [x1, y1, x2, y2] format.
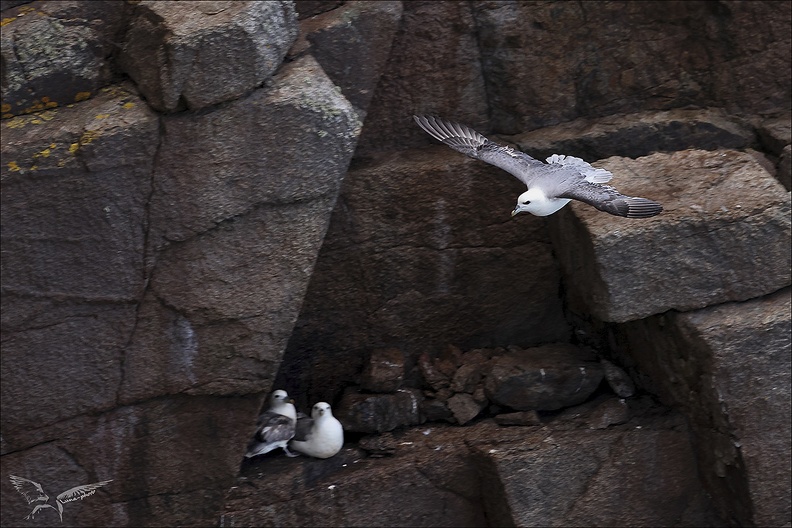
[413, 115, 663, 218]
[289, 402, 344, 459]
[245, 390, 299, 458]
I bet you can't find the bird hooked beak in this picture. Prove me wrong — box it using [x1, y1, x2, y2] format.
[511, 206, 521, 217]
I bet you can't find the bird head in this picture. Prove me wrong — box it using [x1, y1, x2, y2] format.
[312, 402, 332, 419]
[512, 188, 547, 217]
[271, 390, 289, 403]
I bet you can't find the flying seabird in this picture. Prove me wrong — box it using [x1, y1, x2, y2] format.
[245, 389, 299, 458]
[413, 115, 663, 218]
[9, 475, 112, 522]
[289, 402, 344, 459]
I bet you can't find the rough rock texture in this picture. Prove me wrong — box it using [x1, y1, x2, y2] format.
[1, 1, 128, 117]
[355, 1, 490, 153]
[3, 1, 791, 526]
[549, 149, 791, 322]
[616, 288, 792, 527]
[291, 1, 403, 117]
[336, 388, 422, 434]
[360, 348, 405, 393]
[278, 147, 571, 407]
[119, 1, 297, 112]
[225, 410, 721, 527]
[472, 1, 791, 133]
[510, 108, 756, 162]
[1, 3, 376, 526]
[485, 344, 604, 411]
[120, 55, 360, 404]
[2, 85, 157, 429]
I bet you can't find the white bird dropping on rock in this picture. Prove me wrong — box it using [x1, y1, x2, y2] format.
[290, 402, 345, 459]
[245, 390, 298, 458]
[413, 115, 663, 218]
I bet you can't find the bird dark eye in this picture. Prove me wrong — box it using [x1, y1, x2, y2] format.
[522, 200, 531, 205]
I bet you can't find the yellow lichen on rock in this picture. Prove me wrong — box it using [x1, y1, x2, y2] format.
[74, 92, 92, 102]
[7, 161, 21, 172]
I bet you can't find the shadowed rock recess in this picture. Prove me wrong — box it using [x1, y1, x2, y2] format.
[1, 1, 789, 527]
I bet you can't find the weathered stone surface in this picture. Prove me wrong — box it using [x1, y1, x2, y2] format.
[509, 108, 756, 162]
[1, 1, 127, 117]
[601, 358, 635, 398]
[225, 412, 721, 527]
[119, 55, 360, 402]
[779, 144, 792, 190]
[1, 85, 156, 435]
[617, 287, 792, 526]
[280, 147, 570, 407]
[550, 149, 792, 322]
[295, 0, 344, 20]
[356, 1, 489, 153]
[585, 397, 631, 430]
[485, 344, 604, 411]
[757, 114, 792, 156]
[336, 388, 423, 434]
[119, 0, 297, 112]
[358, 431, 397, 457]
[420, 397, 454, 423]
[2, 51, 361, 528]
[361, 348, 405, 393]
[446, 393, 486, 425]
[418, 352, 450, 391]
[474, 418, 721, 527]
[0, 0, 30, 12]
[473, 1, 791, 133]
[226, 432, 485, 528]
[494, 410, 541, 427]
[293, 1, 403, 116]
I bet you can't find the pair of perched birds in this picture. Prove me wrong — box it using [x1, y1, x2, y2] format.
[245, 390, 344, 460]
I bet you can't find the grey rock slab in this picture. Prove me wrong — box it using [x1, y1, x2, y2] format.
[600, 358, 635, 398]
[778, 144, 791, 191]
[280, 147, 571, 401]
[335, 388, 423, 433]
[474, 423, 722, 527]
[360, 347, 405, 393]
[484, 343, 604, 411]
[356, 1, 489, 154]
[618, 287, 791, 526]
[1, 85, 157, 301]
[446, 393, 486, 425]
[549, 149, 792, 322]
[148, 53, 360, 247]
[757, 113, 792, 155]
[119, 0, 297, 112]
[472, 1, 791, 132]
[294, 0, 403, 116]
[509, 108, 756, 162]
[493, 410, 541, 426]
[1, 1, 125, 117]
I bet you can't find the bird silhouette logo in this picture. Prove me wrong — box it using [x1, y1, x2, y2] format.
[9, 475, 112, 523]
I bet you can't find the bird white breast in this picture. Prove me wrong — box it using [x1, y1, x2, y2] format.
[291, 416, 344, 459]
[530, 197, 571, 216]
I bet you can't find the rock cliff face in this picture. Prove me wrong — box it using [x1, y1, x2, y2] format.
[1, 1, 790, 527]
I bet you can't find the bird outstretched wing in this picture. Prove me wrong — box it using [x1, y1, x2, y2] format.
[561, 182, 663, 218]
[9, 475, 48, 504]
[414, 115, 544, 187]
[56, 480, 112, 504]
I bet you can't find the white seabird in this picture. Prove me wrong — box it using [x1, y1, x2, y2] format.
[289, 402, 344, 459]
[245, 389, 299, 458]
[414, 115, 663, 218]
